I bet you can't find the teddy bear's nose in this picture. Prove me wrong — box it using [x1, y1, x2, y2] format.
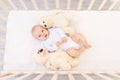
[40, 49, 43, 52]
[37, 49, 43, 54]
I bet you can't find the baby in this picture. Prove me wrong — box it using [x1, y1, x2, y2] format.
[32, 25, 91, 58]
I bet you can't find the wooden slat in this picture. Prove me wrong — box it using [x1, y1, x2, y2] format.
[0, 38, 6, 43]
[44, 0, 49, 10]
[15, 73, 33, 80]
[115, 73, 120, 76]
[8, 0, 18, 10]
[0, 50, 5, 54]
[68, 73, 75, 80]
[95, 73, 112, 80]
[77, 0, 83, 10]
[55, 0, 60, 9]
[0, 73, 12, 78]
[1, 71, 119, 75]
[0, 0, 10, 12]
[66, 0, 71, 10]
[81, 73, 94, 80]
[19, 0, 28, 10]
[98, 0, 108, 10]
[108, 73, 120, 78]
[31, 0, 39, 10]
[88, 0, 95, 10]
[0, 73, 20, 80]
[0, 25, 6, 32]
[108, 0, 119, 10]
[51, 72, 58, 80]
[0, 61, 4, 65]
[33, 72, 46, 80]
[0, 13, 7, 22]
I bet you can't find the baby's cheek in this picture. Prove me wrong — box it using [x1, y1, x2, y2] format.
[33, 32, 37, 37]
[44, 36, 48, 40]
[33, 34, 38, 39]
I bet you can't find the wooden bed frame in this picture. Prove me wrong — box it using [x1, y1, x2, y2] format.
[0, 0, 120, 80]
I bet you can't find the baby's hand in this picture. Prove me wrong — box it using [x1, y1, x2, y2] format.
[62, 37, 67, 43]
[56, 41, 61, 47]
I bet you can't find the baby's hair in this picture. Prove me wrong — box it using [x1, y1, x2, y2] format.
[31, 25, 48, 33]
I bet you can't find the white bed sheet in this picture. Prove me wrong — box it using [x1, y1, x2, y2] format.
[4, 11, 120, 72]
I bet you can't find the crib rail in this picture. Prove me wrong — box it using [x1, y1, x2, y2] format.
[0, 0, 120, 11]
[0, 0, 120, 79]
[0, 71, 120, 80]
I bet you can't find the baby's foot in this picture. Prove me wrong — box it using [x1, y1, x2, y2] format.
[84, 44, 92, 49]
[67, 48, 79, 58]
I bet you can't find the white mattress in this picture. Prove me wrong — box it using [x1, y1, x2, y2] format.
[4, 11, 120, 72]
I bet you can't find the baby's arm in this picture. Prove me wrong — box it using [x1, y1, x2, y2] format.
[55, 28, 68, 45]
[62, 37, 67, 43]
[56, 41, 61, 47]
[56, 37, 68, 47]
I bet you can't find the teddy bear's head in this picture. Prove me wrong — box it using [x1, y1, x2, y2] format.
[32, 48, 48, 64]
[40, 16, 54, 29]
[52, 13, 69, 27]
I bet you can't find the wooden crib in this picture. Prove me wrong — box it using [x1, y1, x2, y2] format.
[0, 0, 120, 80]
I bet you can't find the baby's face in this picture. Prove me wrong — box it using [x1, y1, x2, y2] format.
[32, 26, 49, 40]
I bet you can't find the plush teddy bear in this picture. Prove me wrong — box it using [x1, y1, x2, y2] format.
[32, 48, 48, 65]
[32, 48, 79, 70]
[40, 11, 77, 36]
[40, 16, 54, 29]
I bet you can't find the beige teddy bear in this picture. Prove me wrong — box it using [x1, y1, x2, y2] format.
[32, 48, 48, 65]
[32, 48, 79, 70]
[40, 11, 77, 36]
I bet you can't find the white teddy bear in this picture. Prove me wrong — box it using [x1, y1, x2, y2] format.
[32, 48, 79, 70]
[40, 10, 77, 36]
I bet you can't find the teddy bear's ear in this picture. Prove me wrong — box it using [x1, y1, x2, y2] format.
[40, 16, 54, 28]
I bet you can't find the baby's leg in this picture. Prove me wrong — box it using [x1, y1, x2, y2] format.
[66, 47, 85, 58]
[71, 33, 91, 48]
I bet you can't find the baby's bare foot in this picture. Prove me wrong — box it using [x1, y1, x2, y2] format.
[84, 44, 92, 49]
[67, 48, 79, 58]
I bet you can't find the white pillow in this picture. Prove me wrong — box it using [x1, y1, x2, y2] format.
[4, 11, 120, 72]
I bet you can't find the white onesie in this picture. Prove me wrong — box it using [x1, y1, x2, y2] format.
[42, 27, 81, 51]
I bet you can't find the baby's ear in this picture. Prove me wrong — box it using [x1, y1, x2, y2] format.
[65, 33, 70, 36]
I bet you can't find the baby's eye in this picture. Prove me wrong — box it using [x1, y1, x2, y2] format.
[38, 35, 41, 37]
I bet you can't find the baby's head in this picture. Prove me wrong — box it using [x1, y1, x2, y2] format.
[32, 25, 49, 40]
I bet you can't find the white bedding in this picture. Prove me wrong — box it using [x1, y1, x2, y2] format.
[4, 11, 120, 71]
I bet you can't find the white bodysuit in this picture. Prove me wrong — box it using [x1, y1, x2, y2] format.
[42, 27, 81, 51]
